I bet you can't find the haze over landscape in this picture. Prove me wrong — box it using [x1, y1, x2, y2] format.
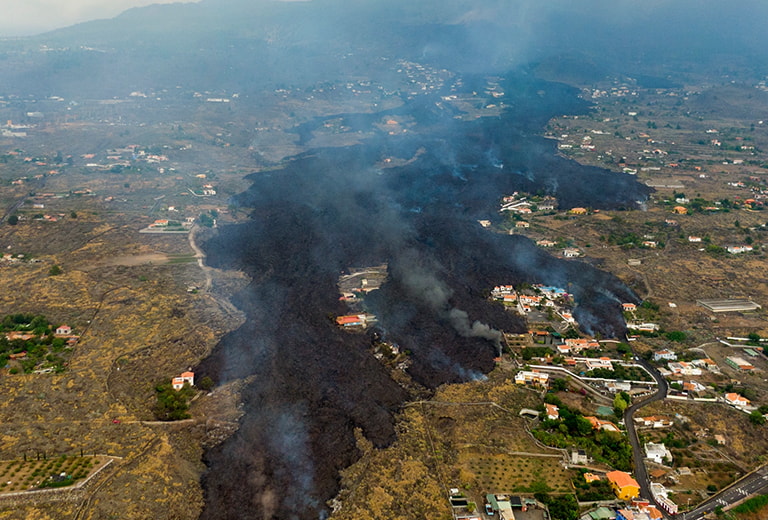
[1, 1, 768, 520]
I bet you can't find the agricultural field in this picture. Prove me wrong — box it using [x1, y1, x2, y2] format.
[462, 452, 572, 494]
[0, 455, 111, 493]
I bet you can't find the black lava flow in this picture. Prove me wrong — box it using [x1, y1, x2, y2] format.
[196, 72, 652, 520]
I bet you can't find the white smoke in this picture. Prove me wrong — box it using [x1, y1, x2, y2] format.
[448, 307, 503, 355]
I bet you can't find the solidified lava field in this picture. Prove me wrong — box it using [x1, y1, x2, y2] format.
[197, 72, 651, 520]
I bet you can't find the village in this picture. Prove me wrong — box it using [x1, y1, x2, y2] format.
[331, 266, 768, 520]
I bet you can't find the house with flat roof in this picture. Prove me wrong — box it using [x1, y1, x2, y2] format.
[571, 449, 589, 465]
[635, 416, 673, 428]
[653, 350, 677, 362]
[514, 370, 549, 387]
[645, 442, 672, 464]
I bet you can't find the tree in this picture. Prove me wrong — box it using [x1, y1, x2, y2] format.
[665, 331, 687, 342]
[7, 215, 18, 225]
[619, 391, 631, 404]
[48, 265, 62, 276]
[198, 376, 214, 391]
[613, 394, 628, 415]
[749, 410, 766, 426]
[154, 381, 194, 421]
[199, 213, 214, 228]
[573, 416, 594, 436]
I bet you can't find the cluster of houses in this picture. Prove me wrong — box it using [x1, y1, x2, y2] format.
[579, 470, 676, 519]
[650, 347, 763, 412]
[491, 284, 575, 323]
[83, 144, 170, 171]
[499, 192, 557, 214]
[4, 324, 79, 348]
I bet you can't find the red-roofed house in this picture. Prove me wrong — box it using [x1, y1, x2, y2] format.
[606, 471, 640, 500]
[336, 315, 364, 327]
[55, 324, 72, 336]
[725, 392, 751, 410]
[546, 403, 559, 420]
[172, 371, 195, 390]
[585, 416, 620, 433]
[584, 472, 601, 483]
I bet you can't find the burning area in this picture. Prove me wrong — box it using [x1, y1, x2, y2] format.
[196, 72, 648, 519]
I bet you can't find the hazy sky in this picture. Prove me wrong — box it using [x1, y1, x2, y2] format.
[0, 0, 201, 37]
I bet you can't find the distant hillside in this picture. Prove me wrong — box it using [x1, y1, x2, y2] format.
[0, 0, 767, 98]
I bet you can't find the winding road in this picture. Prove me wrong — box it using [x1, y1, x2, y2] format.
[623, 358, 670, 514]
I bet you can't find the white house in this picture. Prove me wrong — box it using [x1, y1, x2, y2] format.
[668, 362, 702, 376]
[725, 392, 751, 410]
[627, 322, 660, 332]
[571, 449, 589, 465]
[172, 371, 195, 390]
[585, 358, 613, 371]
[606, 381, 632, 393]
[635, 416, 674, 428]
[55, 324, 72, 336]
[645, 442, 672, 464]
[727, 245, 753, 254]
[653, 350, 677, 362]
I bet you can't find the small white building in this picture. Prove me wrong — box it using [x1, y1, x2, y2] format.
[55, 324, 72, 336]
[585, 358, 613, 371]
[571, 449, 589, 465]
[645, 442, 673, 464]
[606, 381, 632, 393]
[668, 362, 702, 376]
[727, 245, 753, 254]
[653, 350, 677, 362]
[627, 322, 659, 332]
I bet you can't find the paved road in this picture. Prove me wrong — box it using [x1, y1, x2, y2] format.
[681, 465, 768, 519]
[623, 358, 670, 515]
